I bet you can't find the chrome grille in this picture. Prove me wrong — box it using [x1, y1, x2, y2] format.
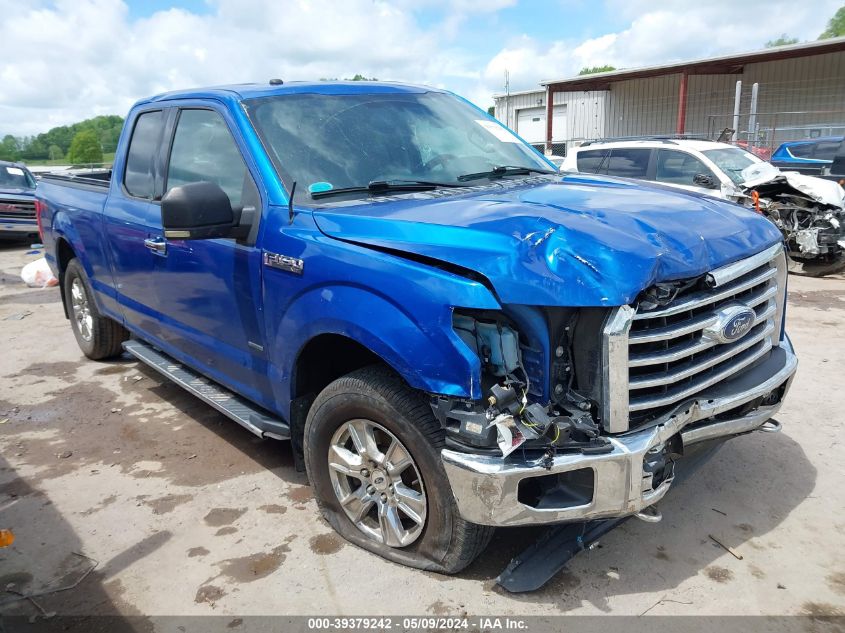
[602, 243, 787, 432]
[0, 198, 36, 218]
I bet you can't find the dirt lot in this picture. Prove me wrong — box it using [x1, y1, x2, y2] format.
[1, 241, 844, 624]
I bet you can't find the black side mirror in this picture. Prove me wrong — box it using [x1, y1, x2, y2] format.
[693, 173, 718, 189]
[161, 181, 235, 240]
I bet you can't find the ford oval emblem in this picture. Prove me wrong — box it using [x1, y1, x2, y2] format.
[704, 305, 756, 344]
[721, 309, 755, 341]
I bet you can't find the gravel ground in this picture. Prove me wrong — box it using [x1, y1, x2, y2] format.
[0, 241, 844, 627]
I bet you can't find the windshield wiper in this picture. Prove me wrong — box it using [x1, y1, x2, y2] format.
[456, 165, 558, 182]
[310, 179, 460, 200]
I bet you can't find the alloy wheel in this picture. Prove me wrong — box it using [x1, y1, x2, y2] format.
[327, 419, 427, 548]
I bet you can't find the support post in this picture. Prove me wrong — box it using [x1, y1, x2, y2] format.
[731, 80, 742, 142]
[748, 82, 759, 147]
[545, 85, 554, 154]
[675, 71, 688, 136]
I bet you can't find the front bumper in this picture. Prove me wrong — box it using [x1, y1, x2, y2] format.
[0, 217, 38, 236]
[441, 339, 797, 527]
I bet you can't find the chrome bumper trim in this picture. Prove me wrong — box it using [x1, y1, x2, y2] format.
[441, 342, 797, 527]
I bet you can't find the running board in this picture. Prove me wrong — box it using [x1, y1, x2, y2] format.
[122, 339, 290, 441]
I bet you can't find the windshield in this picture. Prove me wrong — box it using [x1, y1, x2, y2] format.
[701, 147, 762, 185]
[0, 165, 35, 190]
[245, 91, 551, 201]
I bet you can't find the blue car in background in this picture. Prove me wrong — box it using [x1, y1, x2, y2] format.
[0, 160, 38, 240]
[770, 136, 844, 176]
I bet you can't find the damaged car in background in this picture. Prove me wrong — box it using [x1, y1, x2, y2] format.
[564, 139, 845, 276]
[37, 81, 797, 591]
[731, 160, 845, 276]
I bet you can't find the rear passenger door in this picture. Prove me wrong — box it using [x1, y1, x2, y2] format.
[602, 148, 652, 180]
[152, 105, 272, 407]
[576, 148, 610, 174]
[576, 147, 653, 183]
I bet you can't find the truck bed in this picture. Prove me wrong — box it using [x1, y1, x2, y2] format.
[39, 169, 112, 190]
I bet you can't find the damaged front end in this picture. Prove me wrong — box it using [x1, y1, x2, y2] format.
[431, 306, 679, 528]
[432, 310, 611, 464]
[433, 243, 797, 530]
[736, 164, 845, 274]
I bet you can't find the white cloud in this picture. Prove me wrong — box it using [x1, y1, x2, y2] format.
[0, 0, 477, 136]
[0, 0, 840, 137]
[481, 0, 841, 95]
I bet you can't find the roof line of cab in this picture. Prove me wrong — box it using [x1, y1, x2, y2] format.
[133, 80, 446, 108]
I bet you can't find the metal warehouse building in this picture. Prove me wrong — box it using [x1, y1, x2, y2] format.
[493, 37, 845, 156]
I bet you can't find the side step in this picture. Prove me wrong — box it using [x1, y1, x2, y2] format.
[122, 339, 290, 441]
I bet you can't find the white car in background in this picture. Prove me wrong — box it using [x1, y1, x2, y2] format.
[561, 138, 845, 275]
[546, 154, 566, 169]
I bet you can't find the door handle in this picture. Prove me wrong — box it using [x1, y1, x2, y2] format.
[144, 237, 167, 255]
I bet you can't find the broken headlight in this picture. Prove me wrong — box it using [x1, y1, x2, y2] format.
[432, 310, 611, 462]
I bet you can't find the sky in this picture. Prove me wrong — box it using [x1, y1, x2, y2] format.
[0, 0, 841, 137]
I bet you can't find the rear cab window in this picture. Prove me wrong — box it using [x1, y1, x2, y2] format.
[124, 110, 165, 199]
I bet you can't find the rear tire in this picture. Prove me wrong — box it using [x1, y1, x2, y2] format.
[304, 365, 494, 574]
[64, 258, 129, 360]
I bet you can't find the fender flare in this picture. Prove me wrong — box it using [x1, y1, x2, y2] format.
[267, 284, 488, 419]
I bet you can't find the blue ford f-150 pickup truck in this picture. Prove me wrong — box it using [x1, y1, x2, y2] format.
[37, 81, 797, 578]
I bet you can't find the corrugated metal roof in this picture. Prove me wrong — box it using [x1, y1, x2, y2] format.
[540, 36, 845, 90]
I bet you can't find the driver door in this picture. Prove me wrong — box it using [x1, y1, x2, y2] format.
[152, 105, 272, 407]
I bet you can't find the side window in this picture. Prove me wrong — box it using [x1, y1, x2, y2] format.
[787, 143, 815, 158]
[813, 141, 842, 161]
[655, 150, 715, 186]
[166, 109, 258, 211]
[605, 148, 651, 178]
[124, 111, 164, 199]
[576, 149, 610, 173]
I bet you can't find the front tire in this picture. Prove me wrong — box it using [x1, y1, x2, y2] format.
[64, 258, 129, 360]
[304, 365, 494, 573]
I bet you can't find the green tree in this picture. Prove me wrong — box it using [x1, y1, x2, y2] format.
[819, 6, 845, 38]
[578, 65, 616, 75]
[48, 145, 64, 160]
[766, 34, 799, 47]
[487, 106, 495, 116]
[20, 137, 48, 161]
[32, 115, 123, 158]
[346, 74, 378, 81]
[67, 129, 103, 164]
[0, 135, 20, 161]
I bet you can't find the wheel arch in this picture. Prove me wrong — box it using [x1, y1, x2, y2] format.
[291, 332, 385, 401]
[55, 236, 77, 318]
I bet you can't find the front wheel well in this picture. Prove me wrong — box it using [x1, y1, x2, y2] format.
[288, 334, 385, 472]
[292, 334, 383, 401]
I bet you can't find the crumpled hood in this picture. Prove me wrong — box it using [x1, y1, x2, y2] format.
[740, 163, 845, 209]
[313, 175, 783, 306]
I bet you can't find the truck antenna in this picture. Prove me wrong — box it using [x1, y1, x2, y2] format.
[288, 181, 297, 224]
